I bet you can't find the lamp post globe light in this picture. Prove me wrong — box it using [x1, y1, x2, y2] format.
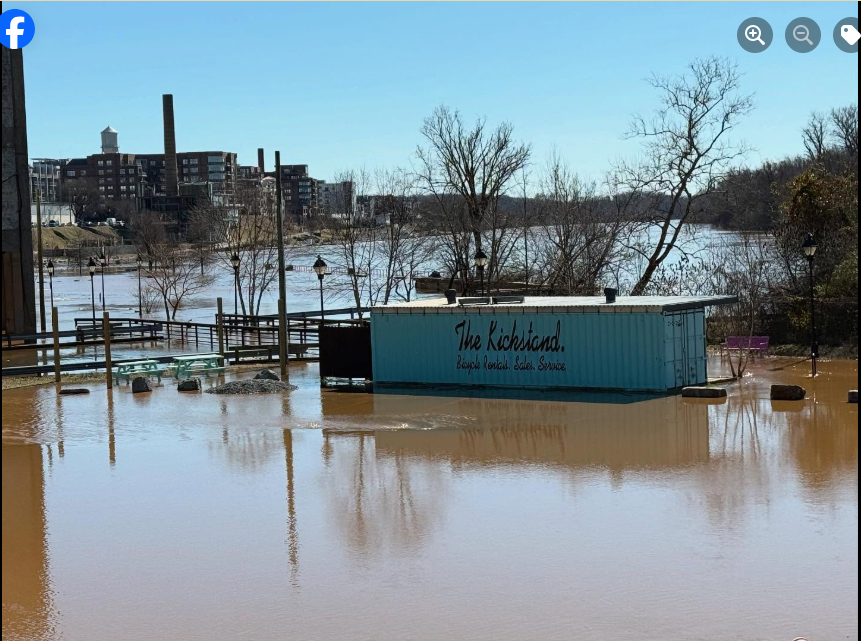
[474, 249, 488, 296]
[802, 233, 819, 377]
[99, 250, 107, 312]
[231, 252, 241, 316]
[46, 260, 55, 311]
[88, 257, 97, 324]
[313, 255, 328, 321]
[136, 255, 143, 318]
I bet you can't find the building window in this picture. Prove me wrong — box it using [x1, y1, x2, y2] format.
[98, 170, 104, 176]
[107, 185, 113, 191]
[120, 169, 125, 175]
[120, 186, 126, 191]
[99, 186, 105, 192]
[66, 170, 76, 177]
[182, 159, 188, 165]
[106, 160, 112, 166]
[98, 160, 104, 166]
[99, 178, 105, 184]
[191, 167, 198, 174]
[80, 170, 87, 176]
[190, 158, 199, 165]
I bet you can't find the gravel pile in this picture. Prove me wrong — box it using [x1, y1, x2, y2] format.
[206, 379, 297, 395]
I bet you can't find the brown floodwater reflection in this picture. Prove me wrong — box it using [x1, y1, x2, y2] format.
[2, 358, 857, 640]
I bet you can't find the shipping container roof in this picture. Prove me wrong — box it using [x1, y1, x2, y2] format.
[372, 295, 739, 315]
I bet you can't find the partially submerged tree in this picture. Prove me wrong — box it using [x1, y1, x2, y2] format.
[416, 105, 530, 286]
[615, 57, 754, 295]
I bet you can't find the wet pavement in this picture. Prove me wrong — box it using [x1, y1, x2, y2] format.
[2, 357, 857, 641]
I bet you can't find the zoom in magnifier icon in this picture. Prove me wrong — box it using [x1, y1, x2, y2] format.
[746, 25, 766, 45]
[794, 25, 813, 45]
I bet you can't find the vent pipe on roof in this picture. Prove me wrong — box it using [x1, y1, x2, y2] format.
[162, 94, 178, 197]
[604, 288, 617, 304]
[258, 148, 265, 174]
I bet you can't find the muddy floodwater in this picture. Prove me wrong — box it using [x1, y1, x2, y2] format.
[2, 357, 857, 641]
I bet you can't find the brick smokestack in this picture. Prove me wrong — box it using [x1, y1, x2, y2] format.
[162, 94, 178, 197]
[258, 148, 265, 174]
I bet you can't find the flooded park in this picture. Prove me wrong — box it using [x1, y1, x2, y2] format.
[2, 354, 857, 641]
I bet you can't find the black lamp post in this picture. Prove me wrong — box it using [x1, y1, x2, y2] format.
[802, 233, 819, 377]
[99, 250, 107, 312]
[46, 260, 55, 311]
[230, 252, 241, 315]
[313, 255, 328, 321]
[136, 255, 143, 318]
[474, 249, 488, 296]
[88, 257, 97, 324]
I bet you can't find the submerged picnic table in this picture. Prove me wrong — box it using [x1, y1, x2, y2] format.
[114, 360, 163, 384]
[173, 354, 225, 380]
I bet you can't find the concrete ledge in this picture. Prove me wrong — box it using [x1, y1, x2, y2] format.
[771, 384, 806, 401]
[58, 388, 90, 396]
[682, 386, 727, 398]
[849, 390, 858, 404]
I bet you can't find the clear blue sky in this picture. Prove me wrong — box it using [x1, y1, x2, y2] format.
[10, 1, 859, 184]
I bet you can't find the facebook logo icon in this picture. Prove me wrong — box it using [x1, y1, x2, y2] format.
[1, 9, 35, 50]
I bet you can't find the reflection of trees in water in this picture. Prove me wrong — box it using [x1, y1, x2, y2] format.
[1, 445, 56, 641]
[698, 390, 858, 530]
[321, 431, 447, 554]
[208, 427, 282, 474]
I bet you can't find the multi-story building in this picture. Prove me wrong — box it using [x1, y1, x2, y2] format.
[29, 159, 63, 202]
[178, 151, 237, 195]
[278, 164, 320, 224]
[319, 180, 356, 218]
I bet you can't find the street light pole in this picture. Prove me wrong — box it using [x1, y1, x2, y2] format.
[47, 260, 55, 311]
[231, 252, 241, 316]
[99, 250, 107, 312]
[802, 233, 819, 377]
[313, 255, 328, 321]
[136, 255, 143, 318]
[474, 250, 488, 297]
[88, 257, 97, 325]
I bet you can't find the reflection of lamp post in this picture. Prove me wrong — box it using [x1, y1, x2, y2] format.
[802, 233, 819, 377]
[474, 249, 488, 296]
[136, 255, 143, 317]
[88, 257, 97, 324]
[231, 252, 241, 315]
[313, 255, 328, 321]
[99, 250, 107, 312]
[47, 260, 55, 311]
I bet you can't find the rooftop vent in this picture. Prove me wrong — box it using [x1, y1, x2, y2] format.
[604, 288, 617, 304]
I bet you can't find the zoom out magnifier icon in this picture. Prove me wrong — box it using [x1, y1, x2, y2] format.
[746, 25, 766, 45]
[793, 25, 813, 45]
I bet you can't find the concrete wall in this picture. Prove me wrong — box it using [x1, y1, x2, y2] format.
[2, 47, 37, 335]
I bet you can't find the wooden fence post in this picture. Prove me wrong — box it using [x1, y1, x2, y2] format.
[52, 307, 61, 384]
[217, 297, 225, 355]
[103, 311, 113, 389]
[279, 298, 288, 378]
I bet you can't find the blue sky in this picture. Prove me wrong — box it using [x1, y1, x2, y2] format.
[9, 1, 859, 184]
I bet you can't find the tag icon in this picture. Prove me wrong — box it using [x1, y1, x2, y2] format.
[840, 24, 861, 46]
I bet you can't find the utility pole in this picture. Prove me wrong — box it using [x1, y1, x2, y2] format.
[37, 191, 47, 333]
[275, 151, 289, 379]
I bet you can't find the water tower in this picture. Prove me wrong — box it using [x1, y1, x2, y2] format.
[101, 126, 119, 153]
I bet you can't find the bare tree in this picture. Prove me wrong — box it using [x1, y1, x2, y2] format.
[616, 57, 754, 295]
[830, 103, 858, 158]
[373, 168, 433, 304]
[63, 178, 99, 224]
[416, 106, 530, 281]
[144, 243, 214, 320]
[190, 184, 283, 316]
[802, 111, 829, 160]
[319, 168, 379, 316]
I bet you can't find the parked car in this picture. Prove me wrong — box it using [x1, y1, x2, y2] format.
[48, 220, 60, 227]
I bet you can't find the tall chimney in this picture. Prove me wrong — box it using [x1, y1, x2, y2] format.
[162, 94, 178, 197]
[258, 148, 265, 174]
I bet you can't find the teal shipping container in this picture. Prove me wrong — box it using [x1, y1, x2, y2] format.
[370, 296, 737, 393]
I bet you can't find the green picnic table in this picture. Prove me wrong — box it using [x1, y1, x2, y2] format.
[114, 360, 163, 385]
[172, 354, 225, 380]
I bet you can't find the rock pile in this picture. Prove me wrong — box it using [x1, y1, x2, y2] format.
[206, 379, 296, 395]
